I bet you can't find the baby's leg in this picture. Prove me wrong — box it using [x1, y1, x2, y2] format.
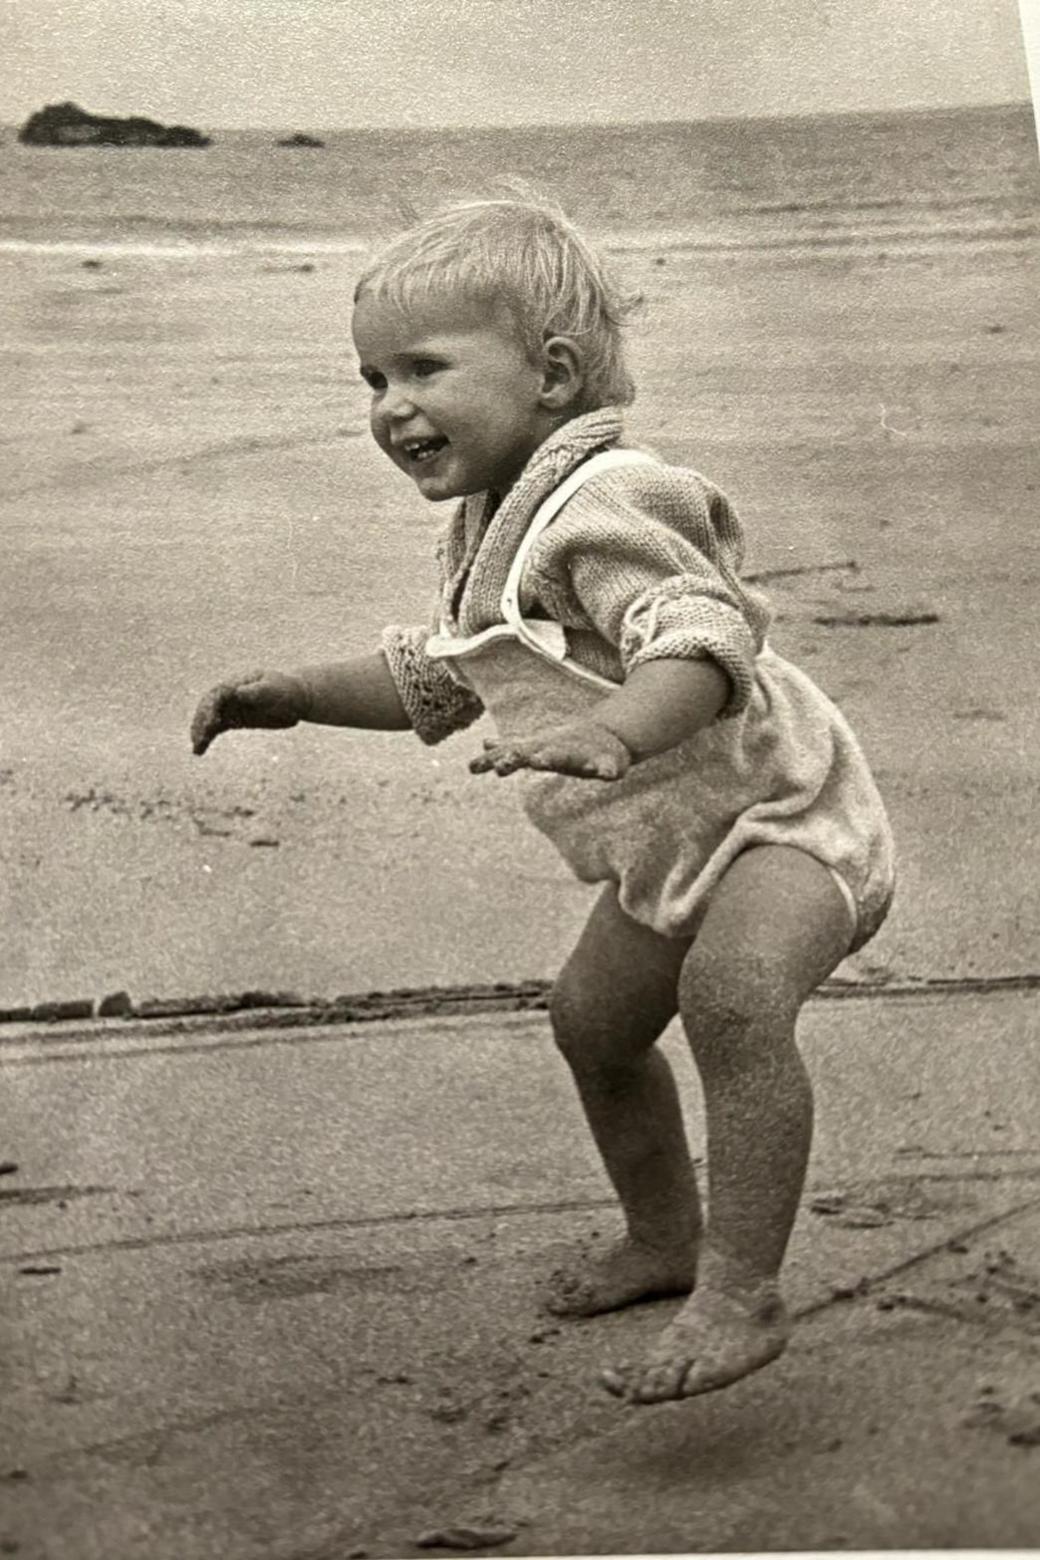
[602, 846, 853, 1403]
[543, 886, 701, 1317]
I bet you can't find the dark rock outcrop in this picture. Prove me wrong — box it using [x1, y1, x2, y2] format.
[19, 101, 211, 148]
[276, 132, 325, 149]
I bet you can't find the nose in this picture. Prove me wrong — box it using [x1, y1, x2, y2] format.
[380, 380, 417, 421]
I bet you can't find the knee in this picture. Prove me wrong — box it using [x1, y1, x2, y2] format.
[678, 945, 800, 1062]
[549, 977, 662, 1076]
[549, 980, 613, 1073]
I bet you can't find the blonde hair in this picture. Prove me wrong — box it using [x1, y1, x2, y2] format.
[354, 195, 640, 409]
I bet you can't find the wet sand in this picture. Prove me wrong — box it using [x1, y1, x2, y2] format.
[1, 232, 1038, 1005]
[6, 990, 1040, 1555]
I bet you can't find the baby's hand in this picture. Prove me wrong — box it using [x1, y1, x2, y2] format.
[190, 669, 310, 755]
[470, 721, 632, 781]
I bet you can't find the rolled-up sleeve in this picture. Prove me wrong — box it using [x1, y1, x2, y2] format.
[380, 624, 485, 745]
[526, 466, 770, 719]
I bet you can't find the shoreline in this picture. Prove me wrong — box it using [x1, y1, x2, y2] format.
[1, 207, 1034, 259]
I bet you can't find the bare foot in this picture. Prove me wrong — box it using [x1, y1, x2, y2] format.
[542, 1237, 697, 1318]
[600, 1282, 790, 1403]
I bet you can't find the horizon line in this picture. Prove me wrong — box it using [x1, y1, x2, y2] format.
[1, 96, 1032, 138]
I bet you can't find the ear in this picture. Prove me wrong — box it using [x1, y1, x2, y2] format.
[539, 336, 585, 411]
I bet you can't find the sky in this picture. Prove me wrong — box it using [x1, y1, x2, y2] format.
[1, 0, 1035, 131]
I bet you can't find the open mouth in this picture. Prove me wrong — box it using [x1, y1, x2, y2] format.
[401, 436, 448, 465]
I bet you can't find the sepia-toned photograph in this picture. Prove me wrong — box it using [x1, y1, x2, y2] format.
[2, 1, 1039, 1554]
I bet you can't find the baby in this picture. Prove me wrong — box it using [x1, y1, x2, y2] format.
[191, 197, 895, 1406]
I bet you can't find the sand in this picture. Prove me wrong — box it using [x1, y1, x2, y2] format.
[1, 233, 1038, 1006]
[6, 992, 1040, 1554]
[4, 221, 1040, 1559]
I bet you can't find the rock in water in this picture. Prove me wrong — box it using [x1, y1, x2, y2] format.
[416, 1527, 518, 1551]
[19, 102, 211, 147]
[276, 132, 326, 148]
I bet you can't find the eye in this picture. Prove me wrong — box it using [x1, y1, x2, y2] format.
[412, 358, 444, 379]
[360, 366, 386, 391]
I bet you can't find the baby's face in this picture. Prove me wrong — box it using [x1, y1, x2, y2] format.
[352, 289, 553, 500]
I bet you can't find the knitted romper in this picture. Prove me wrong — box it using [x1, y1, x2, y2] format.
[384, 427, 896, 955]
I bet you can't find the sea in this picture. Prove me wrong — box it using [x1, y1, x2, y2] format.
[1, 103, 1037, 261]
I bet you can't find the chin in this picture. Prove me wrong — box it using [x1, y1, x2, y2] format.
[414, 477, 465, 502]
[414, 466, 482, 501]
[418, 487, 462, 503]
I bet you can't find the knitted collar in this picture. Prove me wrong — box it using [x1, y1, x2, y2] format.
[442, 405, 625, 635]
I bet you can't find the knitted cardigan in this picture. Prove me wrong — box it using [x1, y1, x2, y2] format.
[381, 407, 772, 745]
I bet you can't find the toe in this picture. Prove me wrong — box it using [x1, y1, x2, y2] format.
[544, 1288, 594, 1318]
[677, 1362, 731, 1398]
[633, 1358, 692, 1403]
[599, 1364, 635, 1398]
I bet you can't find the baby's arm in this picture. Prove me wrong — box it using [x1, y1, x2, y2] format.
[471, 657, 727, 780]
[598, 656, 729, 758]
[191, 653, 410, 756]
[472, 464, 764, 782]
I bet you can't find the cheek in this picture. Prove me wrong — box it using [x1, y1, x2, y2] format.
[369, 421, 398, 467]
[369, 404, 389, 446]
